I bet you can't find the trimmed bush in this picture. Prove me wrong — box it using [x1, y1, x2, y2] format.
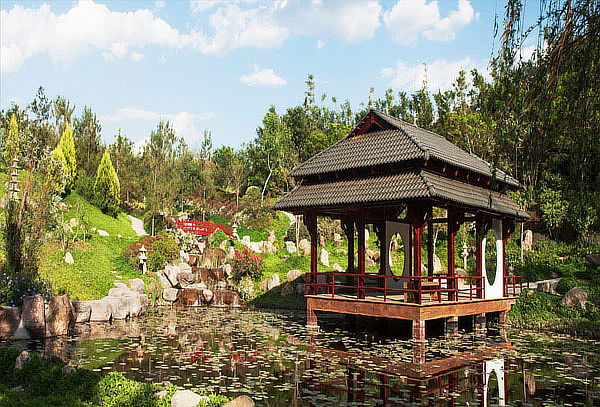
[147, 237, 179, 273]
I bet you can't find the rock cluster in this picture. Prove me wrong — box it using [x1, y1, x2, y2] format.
[0, 280, 149, 340]
[157, 263, 240, 307]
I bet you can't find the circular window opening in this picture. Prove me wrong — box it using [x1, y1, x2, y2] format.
[485, 229, 497, 284]
[389, 234, 405, 277]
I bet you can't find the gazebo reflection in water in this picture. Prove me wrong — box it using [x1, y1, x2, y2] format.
[274, 109, 530, 343]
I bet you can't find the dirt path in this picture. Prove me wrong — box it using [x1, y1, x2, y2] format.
[128, 215, 147, 236]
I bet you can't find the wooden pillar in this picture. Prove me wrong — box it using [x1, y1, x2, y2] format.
[474, 313, 487, 332]
[357, 213, 366, 299]
[427, 218, 434, 276]
[502, 220, 514, 297]
[306, 301, 318, 329]
[447, 211, 460, 301]
[412, 320, 426, 343]
[305, 211, 318, 295]
[375, 222, 387, 276]
[475, 215, 487, 299]
[446, 316, 459, 337]
[342, 217, 355, 291]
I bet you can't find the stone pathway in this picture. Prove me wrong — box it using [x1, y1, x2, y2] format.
[281, 211, 296, 225]
[128, 215, 147, 236]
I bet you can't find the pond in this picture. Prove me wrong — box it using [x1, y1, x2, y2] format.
[3, 307, 599, 406]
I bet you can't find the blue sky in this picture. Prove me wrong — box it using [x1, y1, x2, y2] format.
[0, 0, 541, 150]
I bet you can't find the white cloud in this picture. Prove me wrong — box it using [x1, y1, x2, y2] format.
[240, 65, 286, 86]
[154, 0, 166, 11]
[381, 58, 486, 92]
[190, 0, 233, 14]
[0, 0, 200, 73]
[384, 0, 474, 46]
[316, 39, 325, 50]
[131, 52, 144, 62]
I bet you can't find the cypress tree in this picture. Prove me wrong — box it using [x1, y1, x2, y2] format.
[94, 150, 121, 216]
[3, 114, 19, 164]
[54, 123, 77, 189]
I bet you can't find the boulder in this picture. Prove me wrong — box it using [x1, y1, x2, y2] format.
[123, 294, 147, 317]
[177, 272, 195, 287]
[163, 288, 179, 303]
[171, 390, 207, 407]
[366, 249, 378, 259]
[285, 241, 297, 254]
[72, 301, 92, 323]
[562, 287, 588, 308]
[320, 248, 329, 267]
[89, 300, 112, 322]
[64, 252, 74, 264]
[200, 289, 214, 304]
[334, 249, 347, 254]
[298, 239, 310, 251]
[22, 294, 45, 338]
[280, 282, 294, 296]
[97, 229, 109, 236]
[523, 229, 533, 251]
[433, 254, 442, 273]
[129, 279, 145, 294]
[62, 365, 76, 375]
[0, 306, 20, 340]
[258, 241, 276, 255]
[332, 263, 344, 273]
[267, 273, 281, 290]
[319, 235, 326, 247]
[333, 233, 342, 242]
[164, 265, 181, 287]
[157, 271, 173, 289]
[177, 288, 199, 306]
[213, 289, 240, 307]
[178, 262, 192, 273]
[15, 351, 30, 370]
[365, 259, 376, 268]
[108, 287, 134, 297]
[585, 254, 600, 266]
[287, 269, 303, 282]
[302, 246, 310, 256]
[267, 230, 276, 244]
[223, 263, 233, 278]
[242, 236, 251, 244]
[45, 295, 75, 337]
[223, 395, 255, 407]
[103, 296, 130, 319]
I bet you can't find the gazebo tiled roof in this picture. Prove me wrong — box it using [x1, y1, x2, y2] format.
[276, 109, 528, 220]
[290, 110, 520, 188]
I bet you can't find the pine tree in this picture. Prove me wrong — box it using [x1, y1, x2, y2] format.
[94, 150, 121, 216]
[54, 123, 77, 189]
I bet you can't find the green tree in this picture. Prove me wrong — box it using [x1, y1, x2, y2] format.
[53, 123, 77, 190]
[3, 114, 19, 164]
[94, 150, 121, 216]
[74, 106, 103, 177]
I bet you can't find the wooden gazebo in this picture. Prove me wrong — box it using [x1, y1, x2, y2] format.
[274, 109, 529, 342]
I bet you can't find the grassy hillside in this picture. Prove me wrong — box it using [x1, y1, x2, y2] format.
[39, 192, 146, 301]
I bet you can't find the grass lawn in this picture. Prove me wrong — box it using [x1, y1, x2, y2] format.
[38, 192, 147, 301]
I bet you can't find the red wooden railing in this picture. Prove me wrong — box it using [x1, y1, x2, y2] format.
[504, 275, 529, 297]
[304, 272, 490, 304]
[174, 220, 233, 237]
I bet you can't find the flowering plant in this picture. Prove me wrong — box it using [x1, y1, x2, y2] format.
[230, 249, 263, 282]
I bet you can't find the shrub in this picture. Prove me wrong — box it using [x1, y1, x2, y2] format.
[230, 249, 263, 282]
[207, 228, 231, 249]
[147, 237, 179, 273]
[94, 150, 121, 217]
[236, 276, 255, 301]
[242, 185, 261, 202]
[54, 123, 77, 190]
[123, 235, 167, 269]
[556, 277, 578, 295]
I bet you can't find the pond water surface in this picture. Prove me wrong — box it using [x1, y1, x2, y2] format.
[5, 307, 600, 406]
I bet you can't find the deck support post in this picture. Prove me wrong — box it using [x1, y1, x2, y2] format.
[446, 316, 459, 337]
[427, 216, 434, 276]
[412, 319, 426, 343]
[305, 211, 318, 295]
[498, 311, 508, 326]
[475, 215, 491, 299]
[474, 313, 487, 332]
[357, 213, 366, 299]
[412, 342, 426, 364]
[306, 301, 319, 329]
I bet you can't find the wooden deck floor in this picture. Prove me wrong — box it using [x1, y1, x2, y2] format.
[306, 293, 517, 321]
